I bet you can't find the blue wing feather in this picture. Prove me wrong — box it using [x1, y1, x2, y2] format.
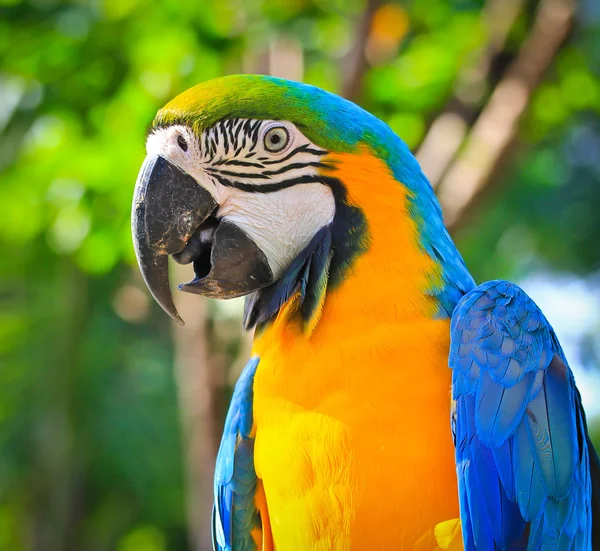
[212, 357, 261, 551]
[450, 280, 595, 550]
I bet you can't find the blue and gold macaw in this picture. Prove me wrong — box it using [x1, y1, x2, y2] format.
[131, 75, 600, 549]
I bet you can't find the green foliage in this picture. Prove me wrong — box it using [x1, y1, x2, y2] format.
[1, 0, 599, 549]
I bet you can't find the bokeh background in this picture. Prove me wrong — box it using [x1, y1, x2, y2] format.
[1, 0, 599, 549]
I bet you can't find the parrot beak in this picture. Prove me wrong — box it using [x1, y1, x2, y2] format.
[132, 154, 274, 323]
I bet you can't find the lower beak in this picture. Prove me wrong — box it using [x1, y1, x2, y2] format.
[132, 154, 274, 324]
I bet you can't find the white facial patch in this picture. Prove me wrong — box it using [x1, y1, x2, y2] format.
[218, 183, 334, 277]
[146, 119, 336, 279]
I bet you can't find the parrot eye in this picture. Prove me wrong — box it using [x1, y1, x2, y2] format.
[263, 125, 290, 153]
[177, 134, 188, 152]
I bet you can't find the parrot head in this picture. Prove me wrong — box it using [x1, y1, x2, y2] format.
[132, 75, 470, 329]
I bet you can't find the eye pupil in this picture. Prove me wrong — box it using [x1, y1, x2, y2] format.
[264, 126, 290, 153]
[177, 134, 188, 151]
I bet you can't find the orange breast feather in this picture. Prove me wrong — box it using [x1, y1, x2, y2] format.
[252, 150, 462, 550]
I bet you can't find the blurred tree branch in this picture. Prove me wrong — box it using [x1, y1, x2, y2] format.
[416, 0, 526, 186]
[431, 0, 575, 232]
[341, 0, 382, 100]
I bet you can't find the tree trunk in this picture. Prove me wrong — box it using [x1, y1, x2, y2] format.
[172, 264, 221, 551]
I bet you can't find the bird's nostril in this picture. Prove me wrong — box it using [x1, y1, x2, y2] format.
[177, 134, 188, 151]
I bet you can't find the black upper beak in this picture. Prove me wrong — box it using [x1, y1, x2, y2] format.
[131, 154, 217, 324]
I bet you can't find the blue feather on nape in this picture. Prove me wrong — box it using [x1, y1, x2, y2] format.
[450, 280, 596, 551]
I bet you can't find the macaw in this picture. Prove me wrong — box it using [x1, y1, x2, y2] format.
[131, 75, 600, 550]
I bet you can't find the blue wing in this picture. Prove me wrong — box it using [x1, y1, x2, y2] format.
[450, 280, 598, 550]
[212, 357, 262, 551]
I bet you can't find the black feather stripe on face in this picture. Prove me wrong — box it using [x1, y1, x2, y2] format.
[185, 118, 330, 194]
